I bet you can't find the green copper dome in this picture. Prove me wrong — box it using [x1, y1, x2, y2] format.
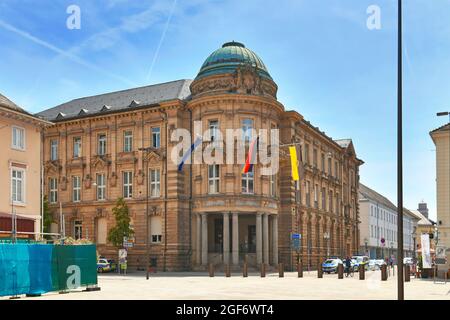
[196, 41, 272, 80]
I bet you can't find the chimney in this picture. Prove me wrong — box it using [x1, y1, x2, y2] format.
[418, 202, 429, 219]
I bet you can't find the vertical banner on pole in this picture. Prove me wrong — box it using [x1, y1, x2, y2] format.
[289, 146, 299, 181]
[421, 234, 432, 269]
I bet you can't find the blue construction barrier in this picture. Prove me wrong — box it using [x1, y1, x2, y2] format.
[0, 243, 97, 297]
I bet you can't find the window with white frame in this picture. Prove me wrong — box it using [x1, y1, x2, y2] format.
[74, 220, 82, 240]
[11, 126, 25, 150]
[98, 134, 107, 155]
[49, 177, 58, 203]
[150, 216, 162, 243]
[150, 169, 160, 197]
[73, 137, 82, 158]
[50, 139, 58, 161]
[123, 171, 133, 198]
[72, 176, 81, 202]
[152, 127, 160, 148]
[123, 131, 133, 152]
[209, 120, 219, 141]
[208, 165, 220, 194]
[242, 119, 253, 142]
[241, 168, 254, 194]
[11, 168, 25, 203]
[96, 173, 106, 200]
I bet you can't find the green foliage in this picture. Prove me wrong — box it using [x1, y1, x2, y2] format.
[43, 196, 54, 240]
[107, 198, 134, 248]
[417, 255, 423, 271]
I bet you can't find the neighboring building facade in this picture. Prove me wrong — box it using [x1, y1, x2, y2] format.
[430, 124, 450, 254]
[0, 94, 51, 240]
[410, 203, 436, 258]
[37, 42, 363, 271]
[358, 183, 418, 259]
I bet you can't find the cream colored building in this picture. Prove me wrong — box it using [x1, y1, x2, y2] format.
[431, 123, 450, 253]
[0, 94, 51, 239]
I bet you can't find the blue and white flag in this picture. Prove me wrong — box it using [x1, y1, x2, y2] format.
[178, 137, 202, 171]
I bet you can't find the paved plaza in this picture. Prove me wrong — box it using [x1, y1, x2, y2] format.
[4, 269, 450, 300]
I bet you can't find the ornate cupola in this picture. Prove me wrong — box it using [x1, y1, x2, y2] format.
[190, 41, 278, 99]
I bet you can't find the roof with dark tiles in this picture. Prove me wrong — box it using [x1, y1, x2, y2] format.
[36, 79, 193, 121]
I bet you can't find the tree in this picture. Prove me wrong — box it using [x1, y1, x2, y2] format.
[42, 196, 54, 240]
[107, 198, 134, 247]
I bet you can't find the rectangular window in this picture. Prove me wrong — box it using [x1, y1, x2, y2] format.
[123, 171, 133, 198]
[72, 176, 81, 202]
[73, 137, 82, 158]
[321, 187, 326, 210]
[314, 184, 319, 208]
[11, 168, 25, 203]
[209, 120, 219, 141]
[123, 131, 133, 152]
[328, 157, 332, 175]
[335, 161, 338, 178]
[313, 149, 318, 168]
[321, 153, 325, 172]
[242, 119, 253, 142]
[150, 169, 161, 197]
[329, 191, 333, 213]
[208, 165, 220, 194]
[49, 177, 58, 203]
[306, 181, 311, 207]
[98, 134, 107, 155]
[152, 127, 160, 148]
[150, 216, 162, 243]
[305, 144, 310, 165]
[12, 126, 25, 150]
[242, 169, 254, 194]
[74, 220, 82, 240]
[96, 173, 106, 200]
[50, 139, 58, 161]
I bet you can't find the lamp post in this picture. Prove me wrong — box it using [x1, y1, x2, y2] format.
[324, 232, 330, 259]
[396, 0, 405, 301]
[139, 147, 152, 280]
[364, 238, 369, 257]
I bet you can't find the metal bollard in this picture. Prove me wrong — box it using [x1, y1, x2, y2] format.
[338, 263, 344, 279]
[260, 263, 266, 278]
[208, 263, 214, 277]
[381, 264, 387, 281]
[359, 265, 365, 280]
[225, 264, 231, 277]
[317, 263, 323, 278]
[243, 262, 248, 278]
[298, 260, 303, 278]
[404, 265, 410, 282]
[279, 263, 284, 278]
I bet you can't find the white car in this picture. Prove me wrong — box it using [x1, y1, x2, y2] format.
[403, 257, 413, 265]
[375, 259, 386, 268]
[368, 259, 378, 270]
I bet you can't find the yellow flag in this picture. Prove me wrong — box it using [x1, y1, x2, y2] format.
[289, 146, 299, 181]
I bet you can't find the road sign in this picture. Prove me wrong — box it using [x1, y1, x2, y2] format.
[291, 233, 301, 251]
[436, 246, 446, 259]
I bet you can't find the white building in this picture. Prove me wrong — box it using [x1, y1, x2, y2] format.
[358, 184, 419, 259]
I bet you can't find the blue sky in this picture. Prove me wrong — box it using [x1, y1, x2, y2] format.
[1, 0, 449, 220]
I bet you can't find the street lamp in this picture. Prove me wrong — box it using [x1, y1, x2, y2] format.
[323, 232, 330, 258]
[364, 238, 369, 257]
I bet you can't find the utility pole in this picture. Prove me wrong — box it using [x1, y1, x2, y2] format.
[397, 0, 405, 301]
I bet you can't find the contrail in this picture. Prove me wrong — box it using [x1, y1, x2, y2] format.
[0, 19, 137, 87]
[146, 0, 178, 83]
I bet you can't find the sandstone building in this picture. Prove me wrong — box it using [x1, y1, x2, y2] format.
[37, 42, 363, 271]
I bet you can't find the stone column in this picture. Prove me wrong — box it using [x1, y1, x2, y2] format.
[272, 215, 278, 265]
[196, 214, 201, 265]
[223, 212, 230, 265]
[256, 213, 262, 265]
[232, 213, 239, 265]
[263, 213, 269, 265]
[201, 213, 208, 266]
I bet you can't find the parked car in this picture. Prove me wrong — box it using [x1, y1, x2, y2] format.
[375, 259, 386, 268]
[403, 257, 414, 265]
[352, 256, 370, 270]
[368, 259, 378, 270]
[322, 258, 343, 274]
[97, 258, 117, 273]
